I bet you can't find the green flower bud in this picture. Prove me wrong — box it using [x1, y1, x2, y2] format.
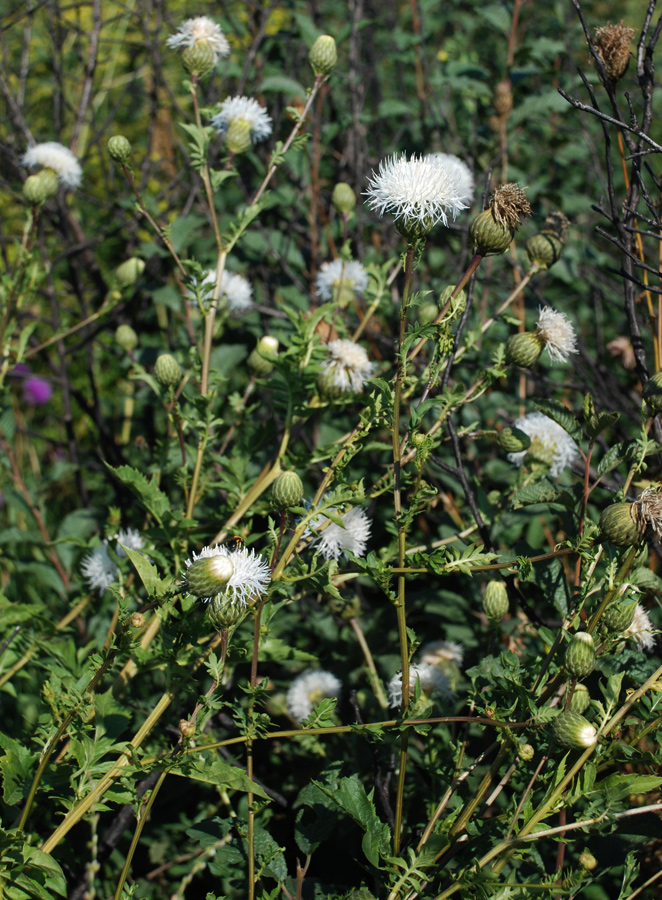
[396, 215, 434, 241]
[130, 612, 145, 628]
[599, 502, 644, 547]
[551, 710, 598, 749]
[518, 743, 535, 761]
[439, 285, 467, 317]
[184, 555, 234, 599]
[483, 580, 509, 624]
[469, 208, 514, 256]
[248, 335, 279, 376]
[418, 301, 439, 325]
[309, 35, 337, 76]
[603, 599, 638, 633]
[182, 39, 216, 77]
[569, 683, 591, 715]
[115, 324, 139, 354]
[224, 118, 252, 155]
[272, 471, 304, 511]
[331, 182, 356, 215]
[526, 232, 563, 270]
[564, 632, 596, 679]
[317, 369, 344, 400]
[107, 135, 132, 164]
[23, 169, 59, 204]
[207, 592, 247, 630]
[497, 426, 531, 453]
[154, 353, 182, 387]
[642, 370, 662, 413]
[179, 719, 196, 738]
[579, 851, 598, 871]
[505, 331, 544, 368]
[115, 257, 145, 288]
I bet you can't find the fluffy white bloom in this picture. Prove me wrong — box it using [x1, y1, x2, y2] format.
[307, 506, 371, 560]
[201, 268, 253, 315]
[22, 142, 82, 189]
[320, 339, 374, 394]
[183, 544, 271, 607]
[626, 603, 656, 651]
[507, 412, 579, 477]
[210, 96, 272, 143]
[286, 670, 342, 722]
[166, 17, 230, 63]
[535, 307, 578, 363]
[425, 153, 474, 206]
[316, 259, 369, 302]
[388, 664, 454, 708]
[80, 528, 145, 595]
[365, 153, 469, 228]
[417, 640, 464, 668]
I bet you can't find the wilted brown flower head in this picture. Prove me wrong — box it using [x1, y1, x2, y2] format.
[489, 183, 531, 231]
[633, 487, 662, 540]
[543, 211, 571, 239]
[494, 80, 513, 116]
[594, 22, 636, 82]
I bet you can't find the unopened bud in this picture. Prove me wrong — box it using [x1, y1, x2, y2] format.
[154, 353, 182, 387]
[182, 40, 216, 77]
[115, 324, 139, 354]
[483, 580, 509, 624]
[108, 135, 132, 164]
[579, 851, 598, 871]
[551, 710, 598, 749]
[248, 335, 279, 376]
[309, 35, 337, 76]
[23, 169, 59, 204]
[469, 208, 513, 256]
[518, 743, 535, 761]
[599, 502, 644, 547]
[332, 182, 356, 215]
[272, 471, 304, 510]
[115, 257, 145, 288]
[506, 331, 544, 368]
[179, 719, 196, 738]
[184, 555, 234, 599]
[130, 612, 145, 628]
[564, 632, 596, 679]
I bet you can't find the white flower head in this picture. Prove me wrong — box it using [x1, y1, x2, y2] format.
[210, 96, 272, 144]
[321, 339, 374, 394]
[183, 544, 271, 607]
[507, 412, 579, 477]
[425, 153, 474, 206]
[306, 505, 371, 560]
[81, 545, 117, 595]
[116, 527, 145, 557]
[201, 268, 253, 315]
[535, 307, 578, 363]
[388, 664, 454, 708]
[365, 153, 469, 228]
[626, 603, 656, 651]
[316, 259, 369, 302]
[22, 142, 82, 189]
[166, 17, 230, 63]
[286, 670, 342, 722]
[418, 640, 464, 668]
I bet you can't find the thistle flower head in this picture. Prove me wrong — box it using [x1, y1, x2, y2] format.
[364, 153, 469, 231]
[319, 339, 373, 395]
[81, 546, 117, 595]
[306, 505, 371, 560]
[23, 376, 52, 405]
[116, 527, 145, 556]
[507, 412, 579, 476]
[22, 142, 82, 189]
[489, 183, 531, 231]
[286, 670, 342, 722]
[417, 641, 464, 668]
[201, 268, 253, 315]
[425, 153, 474, 206]
[626, 603, 656, 651]
[632, 488, 662, 541]
[166, 17, 230, 63]
[594, 21, 636, 82]
[388, 664, 454, 708]
[210, 96, 272, 144]
[535, 307, 578, 363]
[182, 544, 271, 608]
[316, 259, 369, 303]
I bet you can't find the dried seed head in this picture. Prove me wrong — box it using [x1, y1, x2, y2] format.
[494, 80, 513, 116]
[633, 487, 662, 541]
[542, 211, 571, 239]
[594, 22, 636, 82]
[490, 183, 531, 231]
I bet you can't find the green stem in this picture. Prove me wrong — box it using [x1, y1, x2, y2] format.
[114, 769, 168, 900]
[349, 617, 389, 710]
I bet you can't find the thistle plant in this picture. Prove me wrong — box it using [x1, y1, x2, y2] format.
[2, 3, 662, 900]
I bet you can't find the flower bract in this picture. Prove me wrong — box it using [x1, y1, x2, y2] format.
[22, 142, 82, 189]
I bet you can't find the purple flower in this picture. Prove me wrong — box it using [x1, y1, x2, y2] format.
[23, 376, 52, 405]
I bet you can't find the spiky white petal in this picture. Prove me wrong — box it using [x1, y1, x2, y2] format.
[418, 640, 464, 668]
[316, 259, 369, 302]
[321, 339, 374, 394]
[286, 670, 342, 722]
[81, 546, 117, 595]
[210, 96, 272, 143]
[365, 153, 469, 227]
[22, 142, 82, 188]
[626, 603, 656, 651]
[388, 664, 454, 708]
[307, 506, 371, 560]
[166, 17, 230, 63]
[201, 268, 253, 315]
[182, 544, 271, 607]
[507, 412, 579, 477]
[425, 153, 474, 206]
[535, 307, 578, 363]
[116, 527, 145, 558]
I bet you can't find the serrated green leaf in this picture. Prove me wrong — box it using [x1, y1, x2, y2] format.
[118, 543, 167, 597]
[596, 441, 627, 477]
[533, 399, 582, 442]
[105, 464, 170, 524]
[600, 773, 662, 802]
[171, 757, 270, 801]
[586, 410, 620, 440]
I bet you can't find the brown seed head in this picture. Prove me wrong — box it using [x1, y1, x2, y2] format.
[494, 80, 513, 116]
[594, 22, 636, 82]
[633, 487, 662, 540]
[489, 183, 531, 232]
[542, 211, 570, 239]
